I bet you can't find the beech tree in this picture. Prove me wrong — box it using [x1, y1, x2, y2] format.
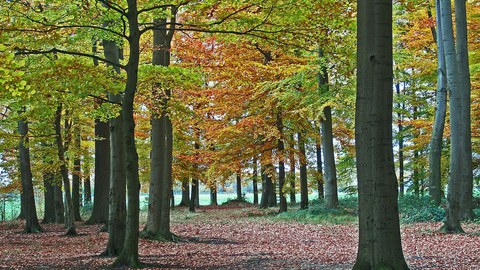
[354, 0, 409, 269]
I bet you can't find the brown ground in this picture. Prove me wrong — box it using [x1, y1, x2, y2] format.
[0, 204, 479, 269]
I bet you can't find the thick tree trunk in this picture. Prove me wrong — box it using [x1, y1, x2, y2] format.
[455, 0, 473, 220]
[321, 107, 338, 209]
[440, 0, 464, 233]
[179, 179, 190, 206]
[55, 106, 76, 235]
[210, 183, 217, 206]
[236, 172, 242, 200]
[18, 117, 42, 233]
[189, 179, 199, 212]
[42, 172, 56, 224]
[288, 137, 296, 203]
[72, 128, 82, 221]
[53, 181, 64, 224]
[252, 157, 259, 205]
[83, 173, 92, 205]
[353, 1, 409, 269]
[113, 2, 142, 266]
[85, 118, 110, 224]
[277, 111, 287, 212]
[298, 132, 308, 210]
[316, 139, 324, 200]
[102, 38, 127, 256]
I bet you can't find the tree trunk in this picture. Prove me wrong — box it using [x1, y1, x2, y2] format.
[321, 106, 338, 209]
[298, 132, 308, 210]
[42, 172, 56, 224]
[85, 118, 109, 224]
[83, 172, 92, 205]
[53, 181, 64, 224]
[440, 0, 464, 233]
[277, 111, 287, 212]
[252, 157, 259, 205]
[353, 1, 409, 268]
[316, 137, 324, 200]
[113, 2, 142, 266]
[143, 15, 176, 241]
[18, 116, 42, 233]
[102, 38, 127, 256]
[55, 106, 76, 235]
[236, 172, 242, 200]
[210, 183, 217, 206]
[288, 137, 296, 203]
[72, 127, 82, 221]
[189, 179, 199, 212]
[455, 0, 473, 220]
[179, 179, 190, 206]
[396, 83, 405, 198]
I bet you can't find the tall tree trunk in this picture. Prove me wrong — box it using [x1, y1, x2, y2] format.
[440, 0, 464, 233]
[236, 172, 242, 200]
[396, 83, 405, 198]
[298, 132, 308, 210]
[210, 182, 217, 206]
[277, 111, 287, 212]
[189, 179, 199, 212]
[179, 179, 190, 206]
[53, 180, 64, 224]
[259, 162, 274, 209]
[288, 136, 296, 203]
[455, 0, 473, 220]
[42, 172, 55, 224]
[85, 118, 110, 224]
[18, 116, 42, 233]
[316, 136, 324, 200]
[55, 106, 76, 235]
[252, 157, 259, 205]
[83, 169, 92, 205]
[143, 14, 176, 241]
[412, 106, 420, 197]
[103, 38, 127, 256]
[72, 127, 82, 221]
[113, 2, 142, 266]
[353, 1, 409, 269]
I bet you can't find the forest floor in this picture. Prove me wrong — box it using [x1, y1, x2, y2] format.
[1, 203, 479, 269]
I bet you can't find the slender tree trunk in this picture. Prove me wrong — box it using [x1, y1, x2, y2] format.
[236, 172, 242, 200]
[85, 118, 110, 224]
[396, 83, 405, 198]
[210, 182, 217, 206]
[289, 137, 296, 203]
[440, 0, 464, 233]
[72, 127, 82, 221]
[18, 116, 42, 233]
[189, 179, 199, 212]
[353, 1, 409, 268]
[277, 111, 287, 212]
[83, 171, 92, 205]
[455, 0, 474, 220]
[298, 132, 308, 210]
[316, 137, 324, 200]
[55, 106, 76, 236]
[179, 179, 190, 206]
[412, 106, 420, 197]
[252, 157, 259, 205]
[321, 106, 338, 209]
[113, 2, 142, 266]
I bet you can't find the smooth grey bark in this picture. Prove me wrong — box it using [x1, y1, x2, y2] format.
[72, 128, 82, 221]
[298, 132, 308, 210]
[179, 179, 190, 206]
[353, 0, 409, 269]
[455, 0, 474, 220]
[277, 111, 287, 212]
[113, 1, 142, 266]
[42, 172, 56, 224]
[316, 137, 324, 200]
[396, 83, 405, 198]
[288, 136, 296, 203]
[236, 172, 242, 200]
[428, 0, 447, 206]
[18, 117, 42, 233]
[53, 181, 64, 224]
[143, 14, 176, 241]
[103, 38, 127, 256]
[55, 106, 76, 235]
[439, 0, 464, 233]
[252, 157, 259, 205]
[85, 118, 110, 224]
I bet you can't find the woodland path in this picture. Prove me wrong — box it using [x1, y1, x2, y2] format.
[0, 203, 479, 269]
